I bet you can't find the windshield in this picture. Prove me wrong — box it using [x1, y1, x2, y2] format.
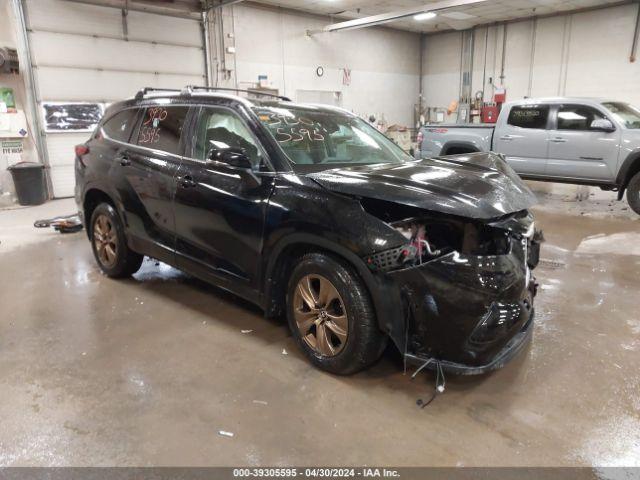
[602, 102, 640, 129]
[252, 106, 412, 169]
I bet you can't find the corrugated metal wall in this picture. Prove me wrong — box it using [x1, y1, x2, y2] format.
[25, 0, 206, 197]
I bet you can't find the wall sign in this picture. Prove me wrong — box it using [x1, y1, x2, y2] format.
[42, 102, 104, 133]
[1, 139, 23, 155]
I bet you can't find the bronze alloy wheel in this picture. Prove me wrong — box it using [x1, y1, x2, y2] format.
[93, 214, 118, 268]
[293, 274, 348, 356]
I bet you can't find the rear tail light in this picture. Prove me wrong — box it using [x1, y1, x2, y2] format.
[75, 144, 90, 167]
[75, 145, 89, 156]
[416, 130, 424, 144]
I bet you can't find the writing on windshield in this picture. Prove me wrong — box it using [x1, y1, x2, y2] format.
[254, 106, 410, 166]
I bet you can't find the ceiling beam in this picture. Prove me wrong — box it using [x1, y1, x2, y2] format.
[317, 0, 489, 33]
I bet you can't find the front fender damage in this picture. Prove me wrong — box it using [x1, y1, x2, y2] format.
[361, 204, 543, 374]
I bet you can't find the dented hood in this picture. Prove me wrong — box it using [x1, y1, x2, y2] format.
[306, 152, 537, 220]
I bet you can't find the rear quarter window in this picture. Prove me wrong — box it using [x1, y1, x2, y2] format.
[102, 109, 139, 142]
[507, 105, 549, 129]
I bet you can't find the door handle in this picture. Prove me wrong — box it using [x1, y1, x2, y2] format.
[499, 135, 514, 141]
[550, 137, 567, 143]
[179, 175, 197, 188]
[118, 155, 131, 166]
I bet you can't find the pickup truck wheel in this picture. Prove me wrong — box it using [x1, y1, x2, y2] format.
[90, 203, 143, 278]
[627, 172, 640, 215]
[286, 253, 387, 375]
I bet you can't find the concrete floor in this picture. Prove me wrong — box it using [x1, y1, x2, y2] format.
[0, 194, 639, 467]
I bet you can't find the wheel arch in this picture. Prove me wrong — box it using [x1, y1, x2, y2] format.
[82, 188, 117, 238]
[441, 141, 481, 156]
[616, 150, 640, 199]
[263, 234, 401, 350]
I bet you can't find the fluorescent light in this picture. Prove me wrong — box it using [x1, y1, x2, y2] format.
[414, 11, 436, 21]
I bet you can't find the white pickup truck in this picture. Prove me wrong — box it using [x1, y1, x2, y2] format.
[418, 97, 640, 214]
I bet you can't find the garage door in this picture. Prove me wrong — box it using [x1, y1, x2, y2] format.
[26, 0, 206, 198]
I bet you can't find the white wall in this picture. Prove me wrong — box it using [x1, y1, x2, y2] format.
[0, 0, 40, 205]
[421, 30, 461, 117]
[229, 4, 421, 126]
[25, 0, 207, 197]
[421, 4, 640, 119]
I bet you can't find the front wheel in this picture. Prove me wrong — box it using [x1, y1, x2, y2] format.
[90, 202, 143, 278]
[286, 253, 387, 375]
[627, 172, 640, 215]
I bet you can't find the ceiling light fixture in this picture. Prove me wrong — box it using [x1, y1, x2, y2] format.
[414, 11, 437, 21]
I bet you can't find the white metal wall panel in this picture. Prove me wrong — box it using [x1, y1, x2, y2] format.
[31, 33, 205, 78]
[36, 68, 203, 103]
[27, 0, 203, 46]
[46, 132, 90, 199]
[25, 0, 205, 197]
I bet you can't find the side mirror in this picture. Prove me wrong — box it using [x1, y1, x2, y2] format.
[590, 119, 615, 132]
[207, 147, 252, 169]
[206, 147, 261, 188]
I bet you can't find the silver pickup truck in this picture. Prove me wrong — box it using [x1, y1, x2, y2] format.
[418, 98, 640, 214]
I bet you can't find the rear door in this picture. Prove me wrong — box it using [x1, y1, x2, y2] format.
[545, 104, 621, 181]
[173, 104, 275, 299]
[493, 104, 551, 175]
[109, 105, 190, 263]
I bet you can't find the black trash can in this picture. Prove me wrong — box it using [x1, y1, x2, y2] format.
[8, 162, 47, 206]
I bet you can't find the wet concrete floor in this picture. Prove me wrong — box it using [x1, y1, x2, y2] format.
[0, 199, 639, 466]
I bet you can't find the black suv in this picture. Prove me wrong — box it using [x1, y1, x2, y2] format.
[76, 86, 542, 375]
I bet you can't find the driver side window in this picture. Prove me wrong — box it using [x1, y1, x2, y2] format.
[194, 107, 262, 167]
[557, 105, 607, 131]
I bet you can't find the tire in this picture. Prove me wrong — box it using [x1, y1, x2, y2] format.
[89, 202, 143, 278]
[626, 172, 640, 215]
[286, 253, 387, 375]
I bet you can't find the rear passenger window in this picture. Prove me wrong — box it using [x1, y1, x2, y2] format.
[102, 109, 139, 143]
[557, 105, 606, 130]
[137, 106, 189, 155]
[507, 106, 549, 129]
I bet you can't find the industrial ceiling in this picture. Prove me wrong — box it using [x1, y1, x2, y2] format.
[252, 0, 626, 32]
[64, 0, 626, 32]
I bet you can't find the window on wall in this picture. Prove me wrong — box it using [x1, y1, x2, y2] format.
[557, 105, 607, 131]
[194, 107, 263, 166]
[102, 109, 139, 143]
[507, 105, 549, 129]
[136, 106, 189, 155]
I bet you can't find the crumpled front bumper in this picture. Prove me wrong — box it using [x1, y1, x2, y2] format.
[405, 312, 534, 375]
[385, 235, 539, 374]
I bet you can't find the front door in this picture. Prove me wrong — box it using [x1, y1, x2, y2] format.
[546, 104, 621, 182]
[494, 104, 551, 176]
[174, 105, 274, 299]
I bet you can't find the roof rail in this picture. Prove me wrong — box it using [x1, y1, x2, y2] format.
[182, 85, 291, 102]
[134, 87, 181, 100]
[134, 86, 292, 102]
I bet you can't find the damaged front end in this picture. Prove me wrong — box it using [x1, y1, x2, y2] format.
[306, 152, 542, 374]
[363, 205, 543, 375]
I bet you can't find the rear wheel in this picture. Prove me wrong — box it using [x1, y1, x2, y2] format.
[626, 172, 640, 215]
[90, 203, 143, 278]
[286, 253, 387, 375]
